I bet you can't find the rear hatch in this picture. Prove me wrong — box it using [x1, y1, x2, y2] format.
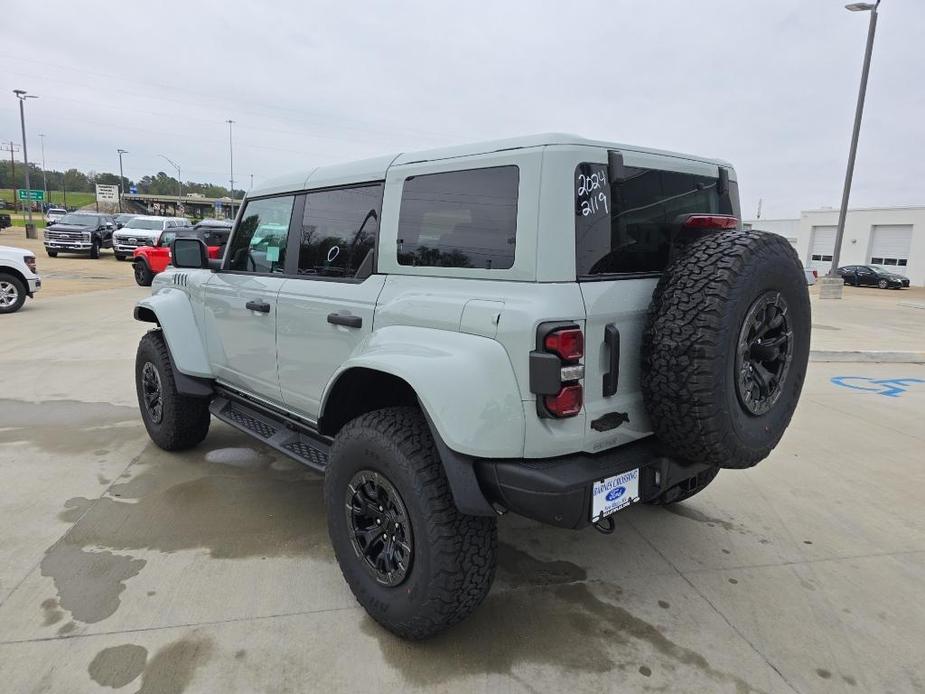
[576, 153, 740, 452]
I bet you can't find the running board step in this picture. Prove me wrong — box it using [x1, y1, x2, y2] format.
[210, 396, 330, 472]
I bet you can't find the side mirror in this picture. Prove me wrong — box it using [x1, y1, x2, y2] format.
[117, 222, 124, 229]
[171, 238, 210, 269]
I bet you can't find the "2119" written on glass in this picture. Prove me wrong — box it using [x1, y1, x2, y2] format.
[577, 169, 610, 218]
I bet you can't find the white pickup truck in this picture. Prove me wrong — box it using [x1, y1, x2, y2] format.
[0, 245, 41, 314]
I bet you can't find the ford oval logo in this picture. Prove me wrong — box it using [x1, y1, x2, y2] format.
[606, 486, 626, 502]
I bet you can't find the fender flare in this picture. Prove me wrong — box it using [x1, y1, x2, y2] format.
[322, 325, 526, 460]
[134, 288, 213, 379]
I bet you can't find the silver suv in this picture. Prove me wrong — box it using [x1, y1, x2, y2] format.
[132, 134, 810, 639]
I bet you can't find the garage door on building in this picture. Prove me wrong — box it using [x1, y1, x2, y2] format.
[809, 225, 836, 273]
[869, 224, 912, 275]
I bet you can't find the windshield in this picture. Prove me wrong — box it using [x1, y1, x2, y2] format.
[124, 219, 164, 231]
[870, 265, 898, 275]
[58, 214, 98, 226]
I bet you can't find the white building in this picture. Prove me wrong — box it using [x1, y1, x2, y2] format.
[746, 205, 925, 286]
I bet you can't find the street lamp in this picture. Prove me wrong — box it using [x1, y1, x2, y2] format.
[826, 1, 880, 294]
[13, 89, 38, 239]
[158, 154, 182, 212]
[117, 149, 128, 213]
[227, 119, 235, 212]
[39, 134, 47, 206]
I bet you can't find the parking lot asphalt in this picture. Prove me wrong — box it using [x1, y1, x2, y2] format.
[1, 245, 924, 693]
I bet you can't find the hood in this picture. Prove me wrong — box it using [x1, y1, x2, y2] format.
[0, 244, 32, 256]
[47, 222, 94, 232]
[116, 228, 159, 238]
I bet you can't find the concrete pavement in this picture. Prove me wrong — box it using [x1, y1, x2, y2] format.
[1, 275, 924, 692]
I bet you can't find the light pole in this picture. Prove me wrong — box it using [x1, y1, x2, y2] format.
[250, 173, 254, 191]
[39, 134, 47, 206]
[117, 149, 128, 213]
[158, 154, 182, 214]
[13, 89, 38, 238]
[826, 1, 880, 296]
[227, 119, 235, 212]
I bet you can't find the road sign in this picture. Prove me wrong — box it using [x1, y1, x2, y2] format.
[96, 184, 119, 203]
[129, 185, 138, 194]
[17, 189, 44, 202]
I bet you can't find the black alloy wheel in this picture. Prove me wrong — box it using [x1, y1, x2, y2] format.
[735, 291, 794, 417]
[345, 470, 413, 587]
[140, 361, 164, 424]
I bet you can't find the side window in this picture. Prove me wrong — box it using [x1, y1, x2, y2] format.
[397, 166, 519, 270]
[226, 195, 295, 273]
[297, 183, 383, 278]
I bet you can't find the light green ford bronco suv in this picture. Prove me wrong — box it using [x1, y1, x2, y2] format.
[133, 134, 810, 639]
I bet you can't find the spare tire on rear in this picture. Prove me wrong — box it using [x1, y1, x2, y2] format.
[641, 230, 810, 469]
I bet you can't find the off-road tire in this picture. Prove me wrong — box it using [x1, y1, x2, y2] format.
[324, 406, 497, 640]
[46, 249, 58, 258]
[0, 273, 27, 314]
[89, 241, 100, 259]
[642, 230, 810, 470]
[645, 466, 719, 505]
[134, 260, 154, 287]
[135, 330, 210, 451]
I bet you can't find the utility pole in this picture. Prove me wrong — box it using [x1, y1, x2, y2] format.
[227, 119, 235, 209]
[2, 142, 20, 209]
[13, 89, 39, 238]
[158, 154, 182, 215]
[250, 173, 253, 191]
[824, 1, 881, 299]
[39, 134, 47, 206]
[117, 149, 128, 213]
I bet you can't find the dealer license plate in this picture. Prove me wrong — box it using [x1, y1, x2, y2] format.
[591, 469, 640, 522]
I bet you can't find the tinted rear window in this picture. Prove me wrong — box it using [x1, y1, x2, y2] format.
[397, 166, 518, 270]
[575, 163, 737, 277]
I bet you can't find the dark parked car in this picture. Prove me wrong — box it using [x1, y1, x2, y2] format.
[0, 213, 11, 230]
[189, 219, 232, 249]
[837, 264, 910, 289]
[114, 213, 138, 229]
[43, 212, 117, 259]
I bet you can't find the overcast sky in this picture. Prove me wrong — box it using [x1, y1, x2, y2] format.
[3, 0, 923, 218]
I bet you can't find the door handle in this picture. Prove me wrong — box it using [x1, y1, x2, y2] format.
[245, 300, 271, 313]
[327, 312, 362, 328]
[603, 323, 620, 397]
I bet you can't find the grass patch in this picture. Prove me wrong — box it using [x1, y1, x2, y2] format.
[0, 189, 97, 209]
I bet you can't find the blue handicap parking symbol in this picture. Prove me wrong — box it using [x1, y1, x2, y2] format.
[830, 376, 925, 398]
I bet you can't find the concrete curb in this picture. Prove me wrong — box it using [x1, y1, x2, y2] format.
[810, 350, 925, 364]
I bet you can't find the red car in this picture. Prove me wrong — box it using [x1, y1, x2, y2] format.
[132, 225, 229, 286]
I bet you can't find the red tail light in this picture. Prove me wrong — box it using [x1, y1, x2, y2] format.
[544, 328, 584, 363]
[544, 384, 583, 417]
[681, 214, 739, 230]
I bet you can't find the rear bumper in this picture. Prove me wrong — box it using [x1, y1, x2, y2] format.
[474, 438, 711, 529]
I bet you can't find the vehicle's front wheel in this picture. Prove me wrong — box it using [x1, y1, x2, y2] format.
[878, 279, 889, 289]
[134, 261, 154, 286]
[89, 242, 100, 259]
[0, 273, 27, 314]
[45, 249, 58, 258]
[324, 407, 497, 640]
[135, 331, 210, 450]
[115, 253, 126, 261]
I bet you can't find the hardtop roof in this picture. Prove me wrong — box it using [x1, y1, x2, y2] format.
[250, 133, 733, 197]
